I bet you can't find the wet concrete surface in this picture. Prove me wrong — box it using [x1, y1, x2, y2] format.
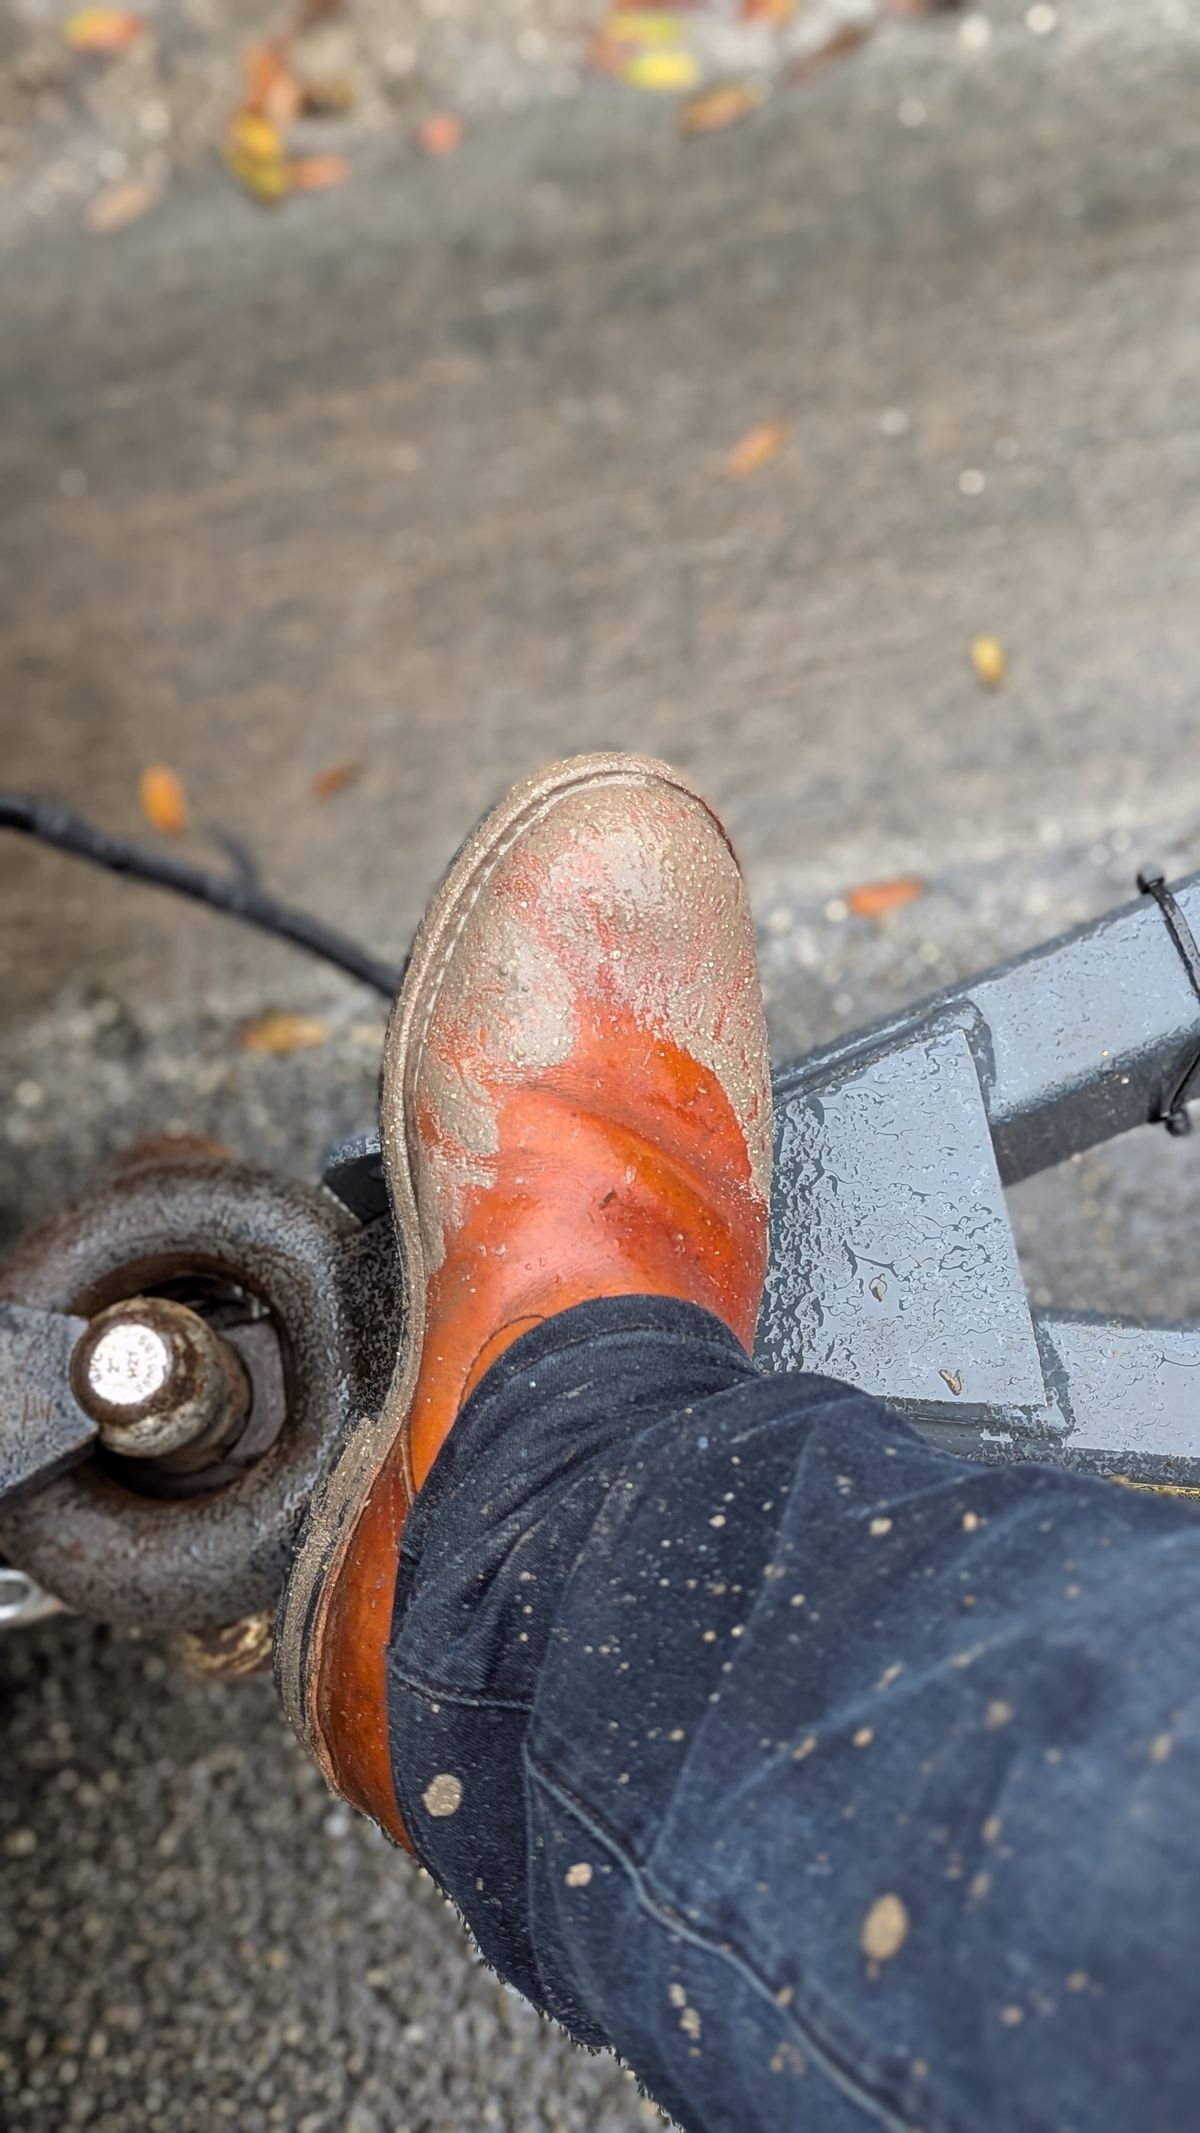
[3, 4, 1200, 2128]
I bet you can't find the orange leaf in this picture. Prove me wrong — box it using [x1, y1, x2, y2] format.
[726, 419, 790, 478]
[241, 1013, 329, 1056]
[138, 763, 189, 836]
[86, 178, 154, 232]
[846, 876, 927, 921]
[288, 153, 350, 193]
[311, 760, 360, 800]
[418, 112, 462, 157]
[587, 31, 623, 74]
[242, 41, 303, 129]
[789, 21, 870, 81]
[64, 6, 143, 51]
[680, 81, 763, 135]
[741, 0, 794, 19]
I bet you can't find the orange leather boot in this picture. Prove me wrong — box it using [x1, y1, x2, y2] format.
[277, 754, 773, 1844]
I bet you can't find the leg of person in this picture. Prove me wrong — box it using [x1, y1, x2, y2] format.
[388, 1294, 1200, 2133]
[275, 750, 1200, 2133]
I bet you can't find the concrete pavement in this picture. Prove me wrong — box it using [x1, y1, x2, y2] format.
[2, 4, 1200, 2126]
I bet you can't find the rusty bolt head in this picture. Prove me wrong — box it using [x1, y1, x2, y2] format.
[71, 1296, 247, 1461]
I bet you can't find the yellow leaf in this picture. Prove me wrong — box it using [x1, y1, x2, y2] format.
[227, 112, 280, 163]
[971, 635, 1007, 687]
[241, 1013, 329, 1056]
[64, 6, 143, 51]
[726, 419, 790, 478]
[86, 179, 155, 232]
[590, 15, 686, 75]
[138, 763, 189, 836]
[602, 12, 685, 46]
[224, 113, 290, 202]
[621, 46, 700, 91]
[227, 157, 290, 203]
[681, 81, 764, 135]
[846, 876, 926, 921]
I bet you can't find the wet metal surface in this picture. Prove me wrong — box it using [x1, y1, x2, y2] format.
[762, 1020, 1043, 1413]
[0, 1300, 94, 1506]
[771, 872, 1200, 1186]
[1034, 1314, 1200, 1483]
[762, 872, 1200, 1485]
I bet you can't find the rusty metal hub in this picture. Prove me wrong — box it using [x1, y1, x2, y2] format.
[0, 1148, 381, 1631]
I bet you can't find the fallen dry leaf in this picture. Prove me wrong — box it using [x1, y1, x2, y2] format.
[681, 81, 764, 135]
[418, 112, 462, 157]
[601, 12, 686, 47]
[224, 111, 290, 201]
[621, 46, 700, 91]
[590, 13, 687, 77]
[846, 875, 927, 921]
[86, 178, 154, 232]
[138, 762, 189, 836]
[311, 760, 360, 800]
[288, 153, 349, 192]
[64, 5, 143, 51]
[242, 40, 303, 129]
[789, 21, 870, 82]
[241, 1013, 329, 1056]
[971, 635, 1007, 688]
[741, 0, 795, 19]
[726, 419, 790, 478]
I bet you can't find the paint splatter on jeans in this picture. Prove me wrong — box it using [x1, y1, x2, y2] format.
[388, 1297, 1200, 2133]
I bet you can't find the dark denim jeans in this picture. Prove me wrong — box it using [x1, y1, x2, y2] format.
[386, 1297, 1200, 2133]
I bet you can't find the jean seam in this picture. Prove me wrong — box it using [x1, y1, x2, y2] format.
[525, 1748, 967, 2133]
[387, 1656, 532, 1716]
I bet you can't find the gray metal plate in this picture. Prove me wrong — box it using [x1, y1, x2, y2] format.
[759, 1020, 1045, 1418]
[1035, 1312, 1200, 1485]
[0, 1301, 95, 1508]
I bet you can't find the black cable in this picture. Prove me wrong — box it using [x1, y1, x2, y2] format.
[1138, 867, 1200, 1136]
[0, 790, 405, 1001]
